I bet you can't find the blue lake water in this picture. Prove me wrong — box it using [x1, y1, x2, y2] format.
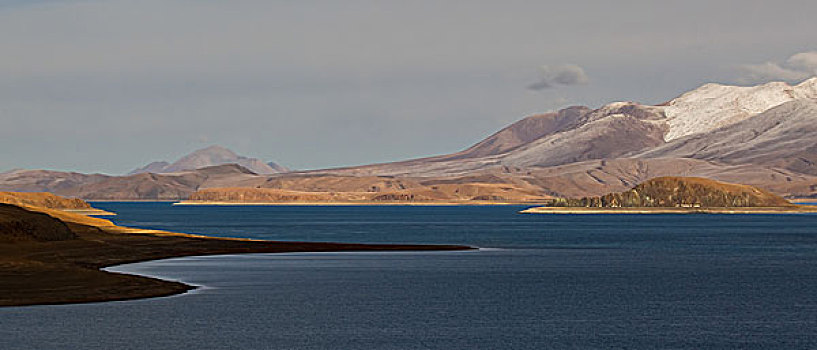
[2, 203, 817, 349]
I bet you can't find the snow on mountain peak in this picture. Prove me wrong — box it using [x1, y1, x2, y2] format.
[659, 78, 817, 141]
[797, 76, 817, 92]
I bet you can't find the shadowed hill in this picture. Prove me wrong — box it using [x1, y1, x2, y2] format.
[0, 204, 77, 243]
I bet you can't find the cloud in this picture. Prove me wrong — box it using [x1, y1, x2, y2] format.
[737, 51, 817, 84]
[527, 64, 589, 90]
[787, 51, 817, 72]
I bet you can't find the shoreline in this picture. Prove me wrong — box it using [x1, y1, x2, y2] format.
[87, 199, 180, 203]
[790, 198, 817, 203]
[105, 248, 483, 300]
[62, 208, 117, 216]
[173, 200, 543, 206]
[1, 206, 473, 307]
[520, 206, 817, 214]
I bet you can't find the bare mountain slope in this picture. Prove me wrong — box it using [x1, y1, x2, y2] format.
[1, 164, 259, 200]
[312, 79, 817, 178]
[661, 77, 817, 141]
[515, 158, 817, 199]
[499, 103, 667, 167]
[317, 102, 668, 176]
[640, 99, 817, 175]
[0, 170, 110, 193]
[443, 106, 590, 159]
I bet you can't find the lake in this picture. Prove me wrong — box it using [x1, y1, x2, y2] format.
[1, 203, 816, 349]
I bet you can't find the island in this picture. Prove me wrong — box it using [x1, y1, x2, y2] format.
[521, 177, 817, 214]
[0, 194, 472, 307]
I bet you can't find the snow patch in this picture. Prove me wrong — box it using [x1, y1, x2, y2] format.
[659, 79, 817, 141]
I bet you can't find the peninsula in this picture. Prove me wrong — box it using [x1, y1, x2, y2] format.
[522, 177, 817, 214]
[0, 198, 471, 307]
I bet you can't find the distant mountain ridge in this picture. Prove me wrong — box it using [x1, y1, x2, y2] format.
[128, 145, 288, 175]
[0, 164, 260, 200]
[2, 78, 817, 200]
[315, 77, 817, 177]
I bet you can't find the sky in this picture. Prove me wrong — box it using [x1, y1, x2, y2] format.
[1, 0, 816, 174]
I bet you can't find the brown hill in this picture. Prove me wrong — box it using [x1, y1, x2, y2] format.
[0, 192, 92, 210]
[185, 179, 552, 204]
[550, 177, 793, 208]
[0, 164, 258, 200]
[0, 169, 109, 193]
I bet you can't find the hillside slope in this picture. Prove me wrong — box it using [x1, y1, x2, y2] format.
[661, 77, 817, 141]
[0, 164, 259, 200]
[315, 78, 817, 175]
[639, 99, 817, 175]
[551, 177, 793, 208]
[0, 192, 92, 210]
[0, 204, 77, 243]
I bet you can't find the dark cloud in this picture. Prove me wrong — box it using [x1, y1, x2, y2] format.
[528, 64, 589, 90]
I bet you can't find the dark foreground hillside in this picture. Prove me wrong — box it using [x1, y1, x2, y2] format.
[0, 204, 469, 307]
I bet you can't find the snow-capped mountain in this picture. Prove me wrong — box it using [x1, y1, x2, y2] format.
[4, 78, 817, 200]
[640, 99, 817, 175]
[497, 77, 817, 169]
[660, 77, 817, 141]
[314, 77, 817, 177]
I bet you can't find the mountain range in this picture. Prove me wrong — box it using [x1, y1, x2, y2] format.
[2, 78, 816, 200]
[128, 145, 288, 175]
